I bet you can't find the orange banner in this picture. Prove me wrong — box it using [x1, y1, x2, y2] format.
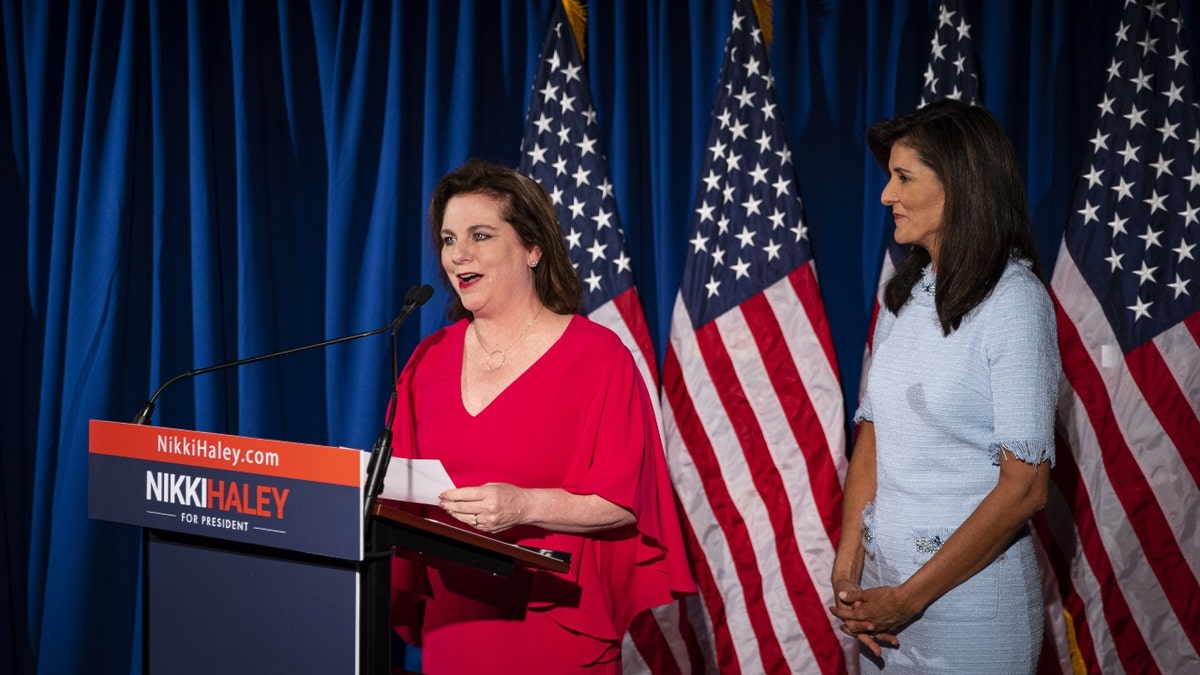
[89, 420, 363, 487]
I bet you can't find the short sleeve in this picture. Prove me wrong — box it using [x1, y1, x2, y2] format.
[984, 265, 1061, 466]
[855, 304, 898, 425]
[853, 386, 873, 425]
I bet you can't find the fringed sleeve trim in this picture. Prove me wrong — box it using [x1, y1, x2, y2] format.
[989, 439, 1056, 468]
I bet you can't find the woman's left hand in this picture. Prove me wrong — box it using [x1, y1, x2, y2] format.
[439, 482, 527, 533]
[829, 585, 912, 656]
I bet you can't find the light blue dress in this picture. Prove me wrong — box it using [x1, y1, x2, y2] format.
[855, 260, 1060, 673]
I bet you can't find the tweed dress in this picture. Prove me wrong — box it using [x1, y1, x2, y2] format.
[854, 260, 1060, 673]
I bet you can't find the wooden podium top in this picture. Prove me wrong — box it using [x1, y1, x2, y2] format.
[371, 501, 571, 574]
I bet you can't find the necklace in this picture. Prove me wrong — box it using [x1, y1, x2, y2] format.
[474, 306, 544, 372]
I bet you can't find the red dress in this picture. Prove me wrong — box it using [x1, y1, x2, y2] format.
[388, 315, 694, 673]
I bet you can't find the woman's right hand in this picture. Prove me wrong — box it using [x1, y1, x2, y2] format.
[830, 575, 864, 626]
[439, 482, 528, 533]
[830, 581, 903, 657]
[830, 421, 885, 653]
[830, 575, 900, 657]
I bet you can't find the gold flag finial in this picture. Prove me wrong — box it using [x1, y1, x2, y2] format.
[752, 0, 773, 49]
[562, 0, 587, 61]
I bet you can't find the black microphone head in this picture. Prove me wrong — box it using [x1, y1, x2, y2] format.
[410, 284, 434, 307]
[402, 284, 422, 306]
[415, 283, 434, 305]
[401, 284, 433, 309]
[391, 284, 434, 336]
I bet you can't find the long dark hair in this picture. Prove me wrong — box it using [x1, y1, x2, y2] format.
[428, 159, 583, 321]
[868, 99, 1044, 334]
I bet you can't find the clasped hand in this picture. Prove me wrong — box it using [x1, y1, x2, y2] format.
[440, 482, 526, 533]
[828, 580, 913, 657]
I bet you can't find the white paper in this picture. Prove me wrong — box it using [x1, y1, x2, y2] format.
[379, 458, 456, 505]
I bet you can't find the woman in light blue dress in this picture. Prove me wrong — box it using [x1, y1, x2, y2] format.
[830, 99, 1060, 673]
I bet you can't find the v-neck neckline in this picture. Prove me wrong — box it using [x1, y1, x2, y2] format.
[458, 315, 576, 417]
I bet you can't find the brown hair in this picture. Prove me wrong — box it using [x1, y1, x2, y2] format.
[428, 159, 583, 321]
[868, 99, 1044, 334]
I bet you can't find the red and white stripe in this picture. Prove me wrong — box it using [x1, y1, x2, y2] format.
[660, 265, 854, 674]
[591, 288, 663, 429]
[1043, 241, 1200, 673]
[600, 287, 708, 673]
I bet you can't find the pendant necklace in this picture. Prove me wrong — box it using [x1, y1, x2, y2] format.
[475, 306, 544, 372]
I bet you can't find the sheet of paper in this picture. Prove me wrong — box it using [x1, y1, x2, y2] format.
[379, 457, 456, 505]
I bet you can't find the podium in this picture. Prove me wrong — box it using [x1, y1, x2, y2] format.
[88, 420, 569, 674]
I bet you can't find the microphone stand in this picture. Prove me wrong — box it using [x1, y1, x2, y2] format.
[357, 312, 405, 523]
[129, 283, 433, 545]
[132, 284, 433, 426]
[361, 285, 432, 522]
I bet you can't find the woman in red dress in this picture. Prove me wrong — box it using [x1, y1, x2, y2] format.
[388, 160, 694, 673]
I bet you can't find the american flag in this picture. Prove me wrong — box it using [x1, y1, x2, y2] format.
[861, 0, 981, 401]
[515, 4, 701, 672]
[517, 4, 660, 415]
[660, 0, 850, 672]
[918, 0, 980, 108]
[1043, 0, 1200, 672]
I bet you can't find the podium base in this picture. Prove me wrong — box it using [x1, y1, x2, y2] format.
[144, 528, 392, 674]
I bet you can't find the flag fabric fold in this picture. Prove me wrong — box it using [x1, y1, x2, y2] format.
[515, 4, 700, 671]
[1045, 0, 1200, 672]
[660, 0, 850, 672]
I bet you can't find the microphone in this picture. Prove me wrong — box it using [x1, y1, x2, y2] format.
[363, 283, 434, 522]
[132, 284, 435, 426]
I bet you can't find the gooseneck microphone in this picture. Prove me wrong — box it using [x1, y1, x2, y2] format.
[363, 283, 434, 522]
[131, 284, 435, 426]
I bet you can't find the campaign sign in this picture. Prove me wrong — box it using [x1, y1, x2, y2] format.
[89, 420, 367, 561]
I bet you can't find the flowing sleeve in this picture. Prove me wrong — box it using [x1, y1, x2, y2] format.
[984, 265, 1061, 466]
[386, 327, 453, 646]
[530, 324, 695, 639]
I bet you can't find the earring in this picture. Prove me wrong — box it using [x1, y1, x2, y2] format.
[529, 260, 539, 268]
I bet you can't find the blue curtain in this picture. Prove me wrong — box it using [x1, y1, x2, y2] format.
[3, 1, 1195, 671]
